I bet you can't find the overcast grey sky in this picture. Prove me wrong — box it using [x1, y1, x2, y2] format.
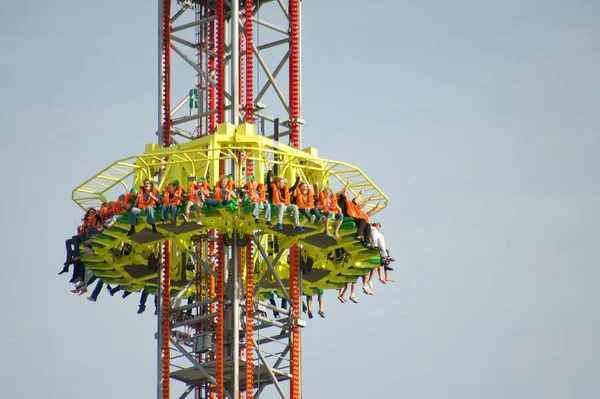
[1, 0, 599, 398]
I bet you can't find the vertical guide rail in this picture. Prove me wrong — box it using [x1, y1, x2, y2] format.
[245, 0, 254, 179]
[216, 0, 225, 173]
[289, 1, 302, 399]
[244, 6, 255, 393]
[158, 1, 172, 399]
[195, 240, 203, 399]
[156, 0, 164, 397]
[216, 0, 225, 124]
[245, 0, 254, 124]
[195, 3, 203, 137]
[161, 0, 172, 398]
[209, 231, 217, 399]
[215, 1, 226, 396]
[209, 8, 216, 134]
[230, 3, 241, 396]
[231, 0, 240, 125]
[289, 244, 301, 399]
[238, 34, 243, 125]
[245, 238, 254, 399]
[232, 237, 240, 399]
[161, 0, 172, 149]
[216, 235, 226, 399]
[289, 0, 300, 149]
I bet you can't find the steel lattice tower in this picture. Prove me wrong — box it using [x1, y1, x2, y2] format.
[156, 1, 303, 398]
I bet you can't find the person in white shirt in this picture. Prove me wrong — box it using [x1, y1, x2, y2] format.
[370, 222, 395, 283]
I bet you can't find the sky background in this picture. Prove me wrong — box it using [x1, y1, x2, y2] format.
[1, 0, 599, 398]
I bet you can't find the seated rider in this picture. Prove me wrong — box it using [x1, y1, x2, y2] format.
[212, 175, 237, 205]
[295, 181, 323, 223]
[138, 287, 158, 315]
[61, 207, 104, 283]
[338, 178, 380, 246]
[161, 180, 185, 224]
[127, 179, 160, 236]
[244, 176, 272, 224]
[124, 188, 138, 211]
[226, 174, 236, 191]
[99, 202, 111, 223]
[306, 290, 325, 319]
[318, 186, 343, 237]
[370, 222, 395, 283]
[266, 163, 302, 232]
[183, 177, 211, 226]
[104, 194, 128, 229]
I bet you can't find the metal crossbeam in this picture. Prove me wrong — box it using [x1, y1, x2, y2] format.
[171, 312, 217, 329]
[172, 296, 217, 313]
[171, 337, 218, 385]
[253, 240, 290, 302]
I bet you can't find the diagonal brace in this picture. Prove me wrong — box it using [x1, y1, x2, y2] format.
[189, 251, 217, 278]
[253, 238, 290, 302]
[170, 337, 218, 385]
[254, 341, 288, 399]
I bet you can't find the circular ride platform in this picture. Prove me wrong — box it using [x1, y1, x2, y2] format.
[72, 123, 388, 298]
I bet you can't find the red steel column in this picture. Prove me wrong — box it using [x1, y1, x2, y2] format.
[216, 0, 225, 174]
[288, 1, 301, 398]
[161, 0, 172, 148]
[216, 236, 226, 399]
[245, 238, 254, 398]
[244, 9, 255, 394]
[160, 1, 172, 399]
[208, 11, 216, 133]
[195, 243, 203, 399]
[289, 0, 300, 149]
[214, 3, 225, 396]
[216, 0, 225, 124]
[239, 34, 244, 121]
[245, 0, 254, 124]
[245, 0, 254, 176]
[289, 244, 301, 399]
[208, 235, 216, 399]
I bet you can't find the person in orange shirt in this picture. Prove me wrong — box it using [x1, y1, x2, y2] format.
[128, 179, 160, 235]
[266, 164, 302, 232]
[113, 195, 125, 214]
[244, 176, 272, 224]
[295, 182, 323, 224]
[123, 188, 138, 212]
[212, 175, 237, 205]
[161, 180, 185, 224]
[99, 202, 111, 222]
[318, 187, 344, 237]
[183, 177, 211, 225]
[226, 174, 236, 191]
[103, 194, 128, 229]
[338, 179, 380, 245]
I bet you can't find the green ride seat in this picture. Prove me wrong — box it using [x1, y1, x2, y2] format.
[366, 257, 381, 265]
[340, 216, 356, 230]
[215, 201, 238, 211]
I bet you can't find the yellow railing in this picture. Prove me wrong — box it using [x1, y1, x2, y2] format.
[72, 132, 388, 214]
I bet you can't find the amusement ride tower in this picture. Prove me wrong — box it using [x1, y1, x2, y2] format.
[70, 1, 389, 398]
[157, 1, 304, 397]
